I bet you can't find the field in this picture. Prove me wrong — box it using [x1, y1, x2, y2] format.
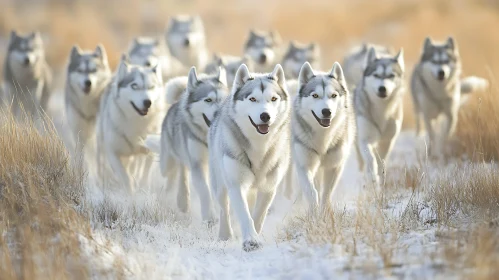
[1, 0, 499, 279]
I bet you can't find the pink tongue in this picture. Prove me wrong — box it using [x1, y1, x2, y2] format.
[257, 124, 269, 134]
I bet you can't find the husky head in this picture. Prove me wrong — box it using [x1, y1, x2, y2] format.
[67, 44, 111, 96]
[420, 37, 460, 82]
[282, 41, 320, 79]
[115, 55, 163, 117]
[231, 64, 289, 135]
[127, 37, 166, 68]
[362, 47, 405, 99]
[183, 67, 229, 129]
[296, 62, 348, 128]
[205, 54, 253, 86]
[7, 31, 45, 70]
[244, 30, 281, 70]
[166, 15, 206, 62]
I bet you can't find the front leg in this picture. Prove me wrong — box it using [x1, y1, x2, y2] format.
[222, 156, 259, 251]
[293, 143, 321, 210]
[252, 190, 276, 234]
[106, 151, 132, 192]
[321, 164, 345, 209]
[376, 119, 401, 185]
[357, 140, 379, 190]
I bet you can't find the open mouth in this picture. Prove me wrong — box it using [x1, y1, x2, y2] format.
[311, 110, 331, 127]
[202, 113, 211, 127]
[249, 116, 269, 134]
[130, 102, 148, 116]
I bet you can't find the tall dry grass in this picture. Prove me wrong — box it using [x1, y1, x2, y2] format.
[0, 109, 122, 279]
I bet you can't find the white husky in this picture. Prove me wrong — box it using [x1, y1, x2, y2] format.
[411, 37, 488, 157]
[292, 62, 354, 209]
[145, 67, 229, 221]
[65, 44, 111, 154]
[209, 64, 290, 251]
[354, 48, 405, 188]
[96, 56, 166, 192]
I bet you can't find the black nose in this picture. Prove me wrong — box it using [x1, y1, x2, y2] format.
[379, 86, 387, 94]
[144, 61, 151, 67]
[259, 53, 267, 64]
[143, 99, 152, 109]
[260, 112, 270, 123]
[438, 70, 445, 80]
[23, 57, 30, 65]
[84, 80, 91, 87]
[322, 108, 331, 118]
[184, 38, 190, 47]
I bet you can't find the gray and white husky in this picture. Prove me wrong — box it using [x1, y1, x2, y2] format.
[2, 31, 52, 117]
[342, 43, 392, 90]
[411, 37, 488, 156]
[127, 36, 184, 79]
[282, 41, 320, 80]
[209, 64, 290, 251]
[243, 30, 282, 73]
[146, 67, 229, 221]
[292, 62, 354, 209]
[96, 56, 165, 192]
[165, 15, 209, 70]
[65, 44, 111, 153]
[354, 47, 405, 188]
[204, 54, 253, 86]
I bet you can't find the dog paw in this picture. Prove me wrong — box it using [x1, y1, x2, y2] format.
[242, 239, 262, 252]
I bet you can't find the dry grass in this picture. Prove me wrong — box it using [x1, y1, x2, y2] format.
[0, 109, 123, 279]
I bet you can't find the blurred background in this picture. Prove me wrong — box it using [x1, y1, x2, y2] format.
[0, 0, 498, 154]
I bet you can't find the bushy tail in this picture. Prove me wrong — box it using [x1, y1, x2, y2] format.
[144, 134, 161, 154]
[165, 76, 188, 104]
[460, 76, 489, 95]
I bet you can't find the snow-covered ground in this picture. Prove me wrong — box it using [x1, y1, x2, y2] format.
[48, 93, 468, 279]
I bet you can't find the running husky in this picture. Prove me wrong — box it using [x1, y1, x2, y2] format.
[127, 36, 184, 79]
[342, 43, 392, 90]
[165, 15, 209, 70]
[146, 67, 229, 221]
[204, 54, 253, 86]
[282, 41, 320, 80]
[411, 37, 488, 156]
[3, 31, 52, 117]
[355, 47, 405, 188]
[96, 56, 165, 192]
[65, 44, 111, 153]
[292, 62, 354, 209]
[243, 30, 282, 73]
[209, 64, 290, 251]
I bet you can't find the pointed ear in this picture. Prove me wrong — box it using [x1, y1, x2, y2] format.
[152, 63, 163, 83]
[423, 37, 433, 52]
[309, 43, 316, 51]
[249, 29, 257, 38]
[395, 48, 405, 73]
[330, 62, 347, 88]
[233, 64, 251, 92]
[366, 47, 378, 65]
[10, 30, 17, 41]
[446, 36, 458, 53]
[289, 41, 296, 49]
[32, 31, 43, 44]
[70, 45, 81, 60]
[187, 67, 199, 92]
[270, 64, 286, 88]
[217, 66, 228, 87]
[117, 58, 130, 80]
[120, 53, 130, 64]
[361, 43, 368, 52]
[298, 62, 314, 88]
[94, 44, 107, 61]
